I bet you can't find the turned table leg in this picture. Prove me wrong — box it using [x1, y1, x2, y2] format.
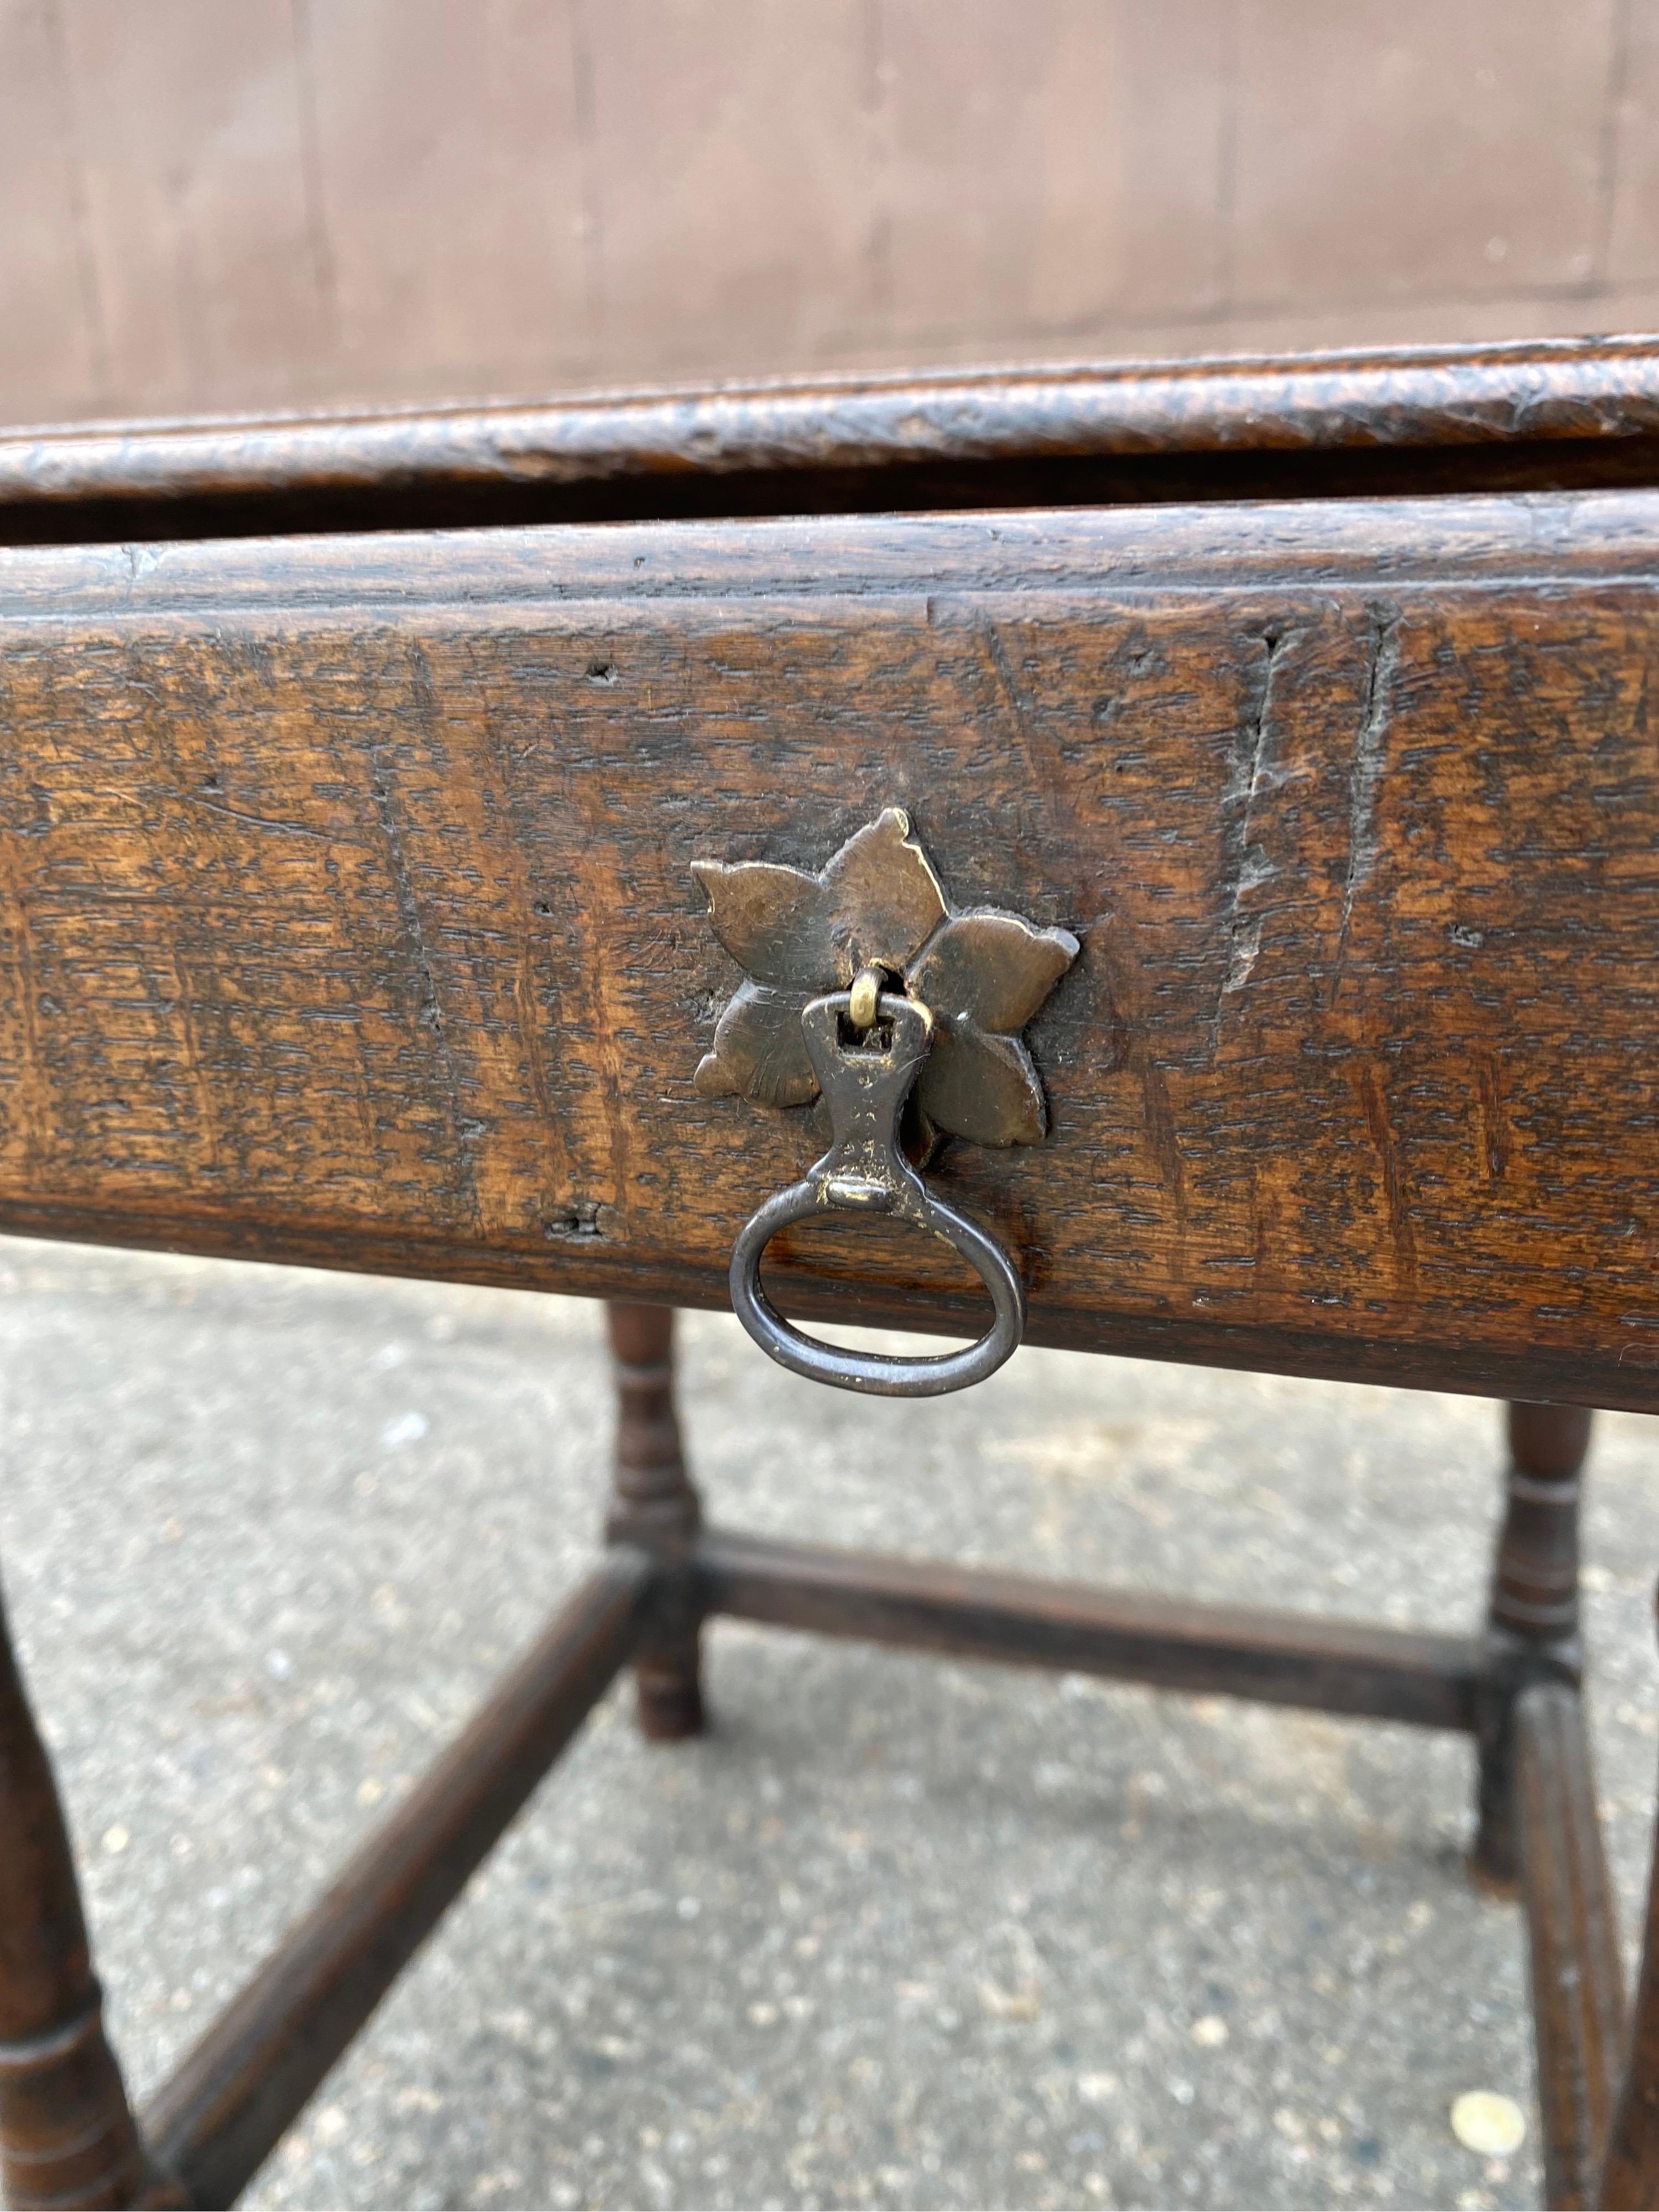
[1597, 1582, 1659, 2209]
[0, 1575, 156, 2210]
[603, 1304, 704, 1740]
[1474, 1403, 1593, 1887]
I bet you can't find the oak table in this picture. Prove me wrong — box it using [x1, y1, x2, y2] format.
[1, 334, 1658, 2208]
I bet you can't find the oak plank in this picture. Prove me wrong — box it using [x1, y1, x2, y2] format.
[6, 334, 1659, 535]
[1, 491, 1657, 1406]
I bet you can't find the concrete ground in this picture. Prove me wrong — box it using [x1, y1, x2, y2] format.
[3, 1237, 1658, 2211]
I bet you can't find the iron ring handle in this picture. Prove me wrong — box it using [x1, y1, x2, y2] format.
[729, 1170, 1026, 1399]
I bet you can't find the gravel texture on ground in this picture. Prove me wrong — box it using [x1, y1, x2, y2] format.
[3, 1235, 1657, 2211]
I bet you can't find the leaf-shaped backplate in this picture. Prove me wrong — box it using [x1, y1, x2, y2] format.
[693, 982, 817, 1108]
[917, 1023, 1048, 1147]
[692, 807, 946, 992]
[691, 808, 1077, 1146]
[908, 911, 1079, 1034]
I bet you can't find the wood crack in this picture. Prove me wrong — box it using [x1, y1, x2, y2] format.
[1337, 607, 1402, 970]
[1219, 625, 1288, 1002]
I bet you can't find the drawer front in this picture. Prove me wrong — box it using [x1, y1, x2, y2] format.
[1, 497, 1656, 1408]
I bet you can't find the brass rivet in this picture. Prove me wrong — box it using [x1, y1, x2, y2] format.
[848, 966, 883, 1031]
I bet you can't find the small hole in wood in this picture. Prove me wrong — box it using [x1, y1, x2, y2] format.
[585, 660, 619, 685]
[544, 1200, 604, 1241]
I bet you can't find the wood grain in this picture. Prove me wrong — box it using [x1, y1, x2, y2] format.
[1515, 1682, 1626, 2209]
[6, 335, 1659, 538]
[2, 490, 1658, 1408]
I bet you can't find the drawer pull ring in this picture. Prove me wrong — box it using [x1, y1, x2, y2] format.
[692, 808, 1078, 1396]
[729, 992, 1025, 1396]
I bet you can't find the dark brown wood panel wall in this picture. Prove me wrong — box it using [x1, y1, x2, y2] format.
[1, 493, 1657, 1410]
